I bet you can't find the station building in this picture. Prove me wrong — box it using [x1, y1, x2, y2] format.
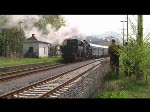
[23, 34, 51, 58]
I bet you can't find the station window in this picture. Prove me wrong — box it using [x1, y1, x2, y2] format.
[44, 47, 45, 54]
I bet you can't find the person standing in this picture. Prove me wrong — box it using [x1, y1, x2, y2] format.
[108, 39, 120, 75]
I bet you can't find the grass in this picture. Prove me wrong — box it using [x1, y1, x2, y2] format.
[0, 56, 64, 67]
[96, 71, 150, 98]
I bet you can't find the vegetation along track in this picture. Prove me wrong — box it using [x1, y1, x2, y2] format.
[0, 63, 66, 82]
[0, 59, 102, 99]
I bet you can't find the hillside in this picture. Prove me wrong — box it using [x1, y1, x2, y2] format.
[86, 31, 123, 45]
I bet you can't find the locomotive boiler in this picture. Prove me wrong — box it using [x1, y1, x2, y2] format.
[60, 38, 108, 62]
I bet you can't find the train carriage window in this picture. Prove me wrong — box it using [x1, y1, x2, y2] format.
[92, 47, 96, 51]
[78, 40, 81, 45]
[99, 48, 103, 51]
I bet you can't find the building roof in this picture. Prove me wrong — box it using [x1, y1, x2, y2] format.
[26, 36, 38, 41]
[23, 34, 50, 44]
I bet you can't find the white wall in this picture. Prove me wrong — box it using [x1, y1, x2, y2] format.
[23, 42, 49, 57]
[23, 42, 39, 56]
[39, 43, 48, 57]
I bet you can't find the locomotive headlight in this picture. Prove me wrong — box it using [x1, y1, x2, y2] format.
[73, 53, 74, 54]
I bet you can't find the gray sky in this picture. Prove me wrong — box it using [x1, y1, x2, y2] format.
[63, 15, 150, 36]
[2, 15, 148, 44]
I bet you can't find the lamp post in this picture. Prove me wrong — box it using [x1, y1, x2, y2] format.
[121, 20, 127, 45]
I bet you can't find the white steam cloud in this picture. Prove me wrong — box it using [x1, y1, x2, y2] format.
[0, 15, 85, 46]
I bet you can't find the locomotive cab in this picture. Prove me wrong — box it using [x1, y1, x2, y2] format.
[82, 40, 92, 58]
[60, 39, 84, 61]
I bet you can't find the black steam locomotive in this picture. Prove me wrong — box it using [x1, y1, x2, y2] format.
[60, 38, 108, 61]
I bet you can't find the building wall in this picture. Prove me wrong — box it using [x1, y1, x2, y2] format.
[39, 43, 48, 57]
[23, 42, 39, 56]
[23, 42, 49, 57]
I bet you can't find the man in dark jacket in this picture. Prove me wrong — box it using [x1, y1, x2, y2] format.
[108, 39, 120, 75]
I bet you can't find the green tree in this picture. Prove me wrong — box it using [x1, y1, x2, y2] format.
[0, 28, 25, 57]
[43, 15, 66, 31]
[0, 15, 65, 58]
[119, 15, 150, 83]
[0, 15, 8, 27]
[34, 15, 66, 35]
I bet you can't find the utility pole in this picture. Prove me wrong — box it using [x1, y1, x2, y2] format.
[137, 15, 143, 44]
[127, 15, 128, 41]
[18, 21, 23, 57]
[121, 21, 127, 45]
[19, 21, 23, 32]
[136, 15, 143, 79]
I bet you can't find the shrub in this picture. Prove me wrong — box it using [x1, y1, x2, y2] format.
[118, 18, 150, 83]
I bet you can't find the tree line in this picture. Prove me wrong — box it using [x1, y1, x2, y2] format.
[0, 15, 66, 58]
[0, 28, 25, 57]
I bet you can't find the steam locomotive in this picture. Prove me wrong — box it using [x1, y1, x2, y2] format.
[60, 38, 108, 61]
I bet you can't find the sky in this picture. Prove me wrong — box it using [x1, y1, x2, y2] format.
[63, 15, 150, 36]
[1, 15, 149, 45]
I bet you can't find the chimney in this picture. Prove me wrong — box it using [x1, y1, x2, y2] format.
[32, 34, 35, 37]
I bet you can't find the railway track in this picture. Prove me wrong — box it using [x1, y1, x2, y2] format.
[0, 59, 102, 99]
[0, 59, 103, 82]
[0, 63, 66, 82]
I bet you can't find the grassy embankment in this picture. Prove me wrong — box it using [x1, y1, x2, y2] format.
[96, 71, 150, 98]
[0, 56, 63, 67]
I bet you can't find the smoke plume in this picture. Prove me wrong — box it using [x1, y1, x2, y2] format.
[0, 15, 85, 46]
